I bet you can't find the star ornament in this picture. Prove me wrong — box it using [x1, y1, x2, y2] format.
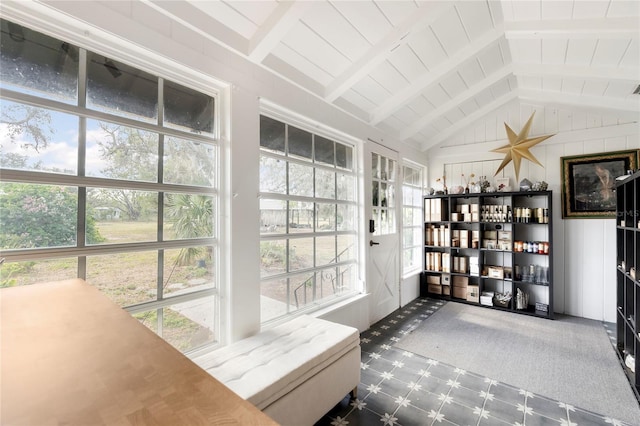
[492, 112, 555, 181]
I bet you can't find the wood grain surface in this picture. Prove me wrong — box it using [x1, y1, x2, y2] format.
[0, 279, 278, 425]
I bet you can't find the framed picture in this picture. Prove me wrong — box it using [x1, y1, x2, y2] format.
[561, 149, 638, 218]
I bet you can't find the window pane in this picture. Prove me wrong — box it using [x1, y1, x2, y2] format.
[289, 163, 313, 197]
[261, 277, 291, 321]
[134, 300, 216, 353]
[86, 120, 158, 182]
[164, 80, 214, 135]
[316, 203, 336, 232]
[291, 273, 314, 309]
[336, 143, 353, 170]
[0, 258, 77, 287]
[87, 188, 157, 244]
[87, 251, 157, 307]
[317, 268, 336, 301]
[87, 52, 158, 122]
[260, 239, 286, 277]
[316, 235, 336, 266]
[315, 168, 335, 199]
[260, 199, 286, 234]
[337, 264, 356, 294]
[288, 126, 312, 160]
[315, 136, 334, 165]
[0, 101, 78, 174]
[163, 193, 214, 240]
[260, 115, 285, 153]
[289, 202, 313, 232]
[289, 237, 313, 272]
[163, 246, 215, 297]
[337, 204, 355, 231]
[163, 299, 216, 352]
[337, 173, 355, 201]
[372, 181, 379, 206]
[372, 153, 380, 179]
[164, 137, 215, 187]
[0, 20, 78, 103]
[260, 156, 286, 194]
[388, 159, 396, 181]
[337, 235, 356, 261]
[0, 183, 77, 249]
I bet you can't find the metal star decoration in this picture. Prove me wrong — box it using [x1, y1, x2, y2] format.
[492, 112, 555, 181]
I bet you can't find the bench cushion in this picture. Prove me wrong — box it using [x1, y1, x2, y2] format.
[193, 315, 360, 410]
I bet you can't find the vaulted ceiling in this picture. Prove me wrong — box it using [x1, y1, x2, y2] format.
[146, 0, 638, 151]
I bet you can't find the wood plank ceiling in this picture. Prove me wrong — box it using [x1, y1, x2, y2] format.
[147, 0, 639, 151]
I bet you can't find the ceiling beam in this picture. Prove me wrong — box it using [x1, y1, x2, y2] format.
[399, 66, 514, 140]
[420, 91, 519, 151]
[370, 27, 505, 125]
[513, 63, 639, 83]
[144, 0, 248, 55]
[248, 1, 312, 62]
[518, 88, 640, 113]
[323, 1, 452, 103]
[504, 17, 639, 40]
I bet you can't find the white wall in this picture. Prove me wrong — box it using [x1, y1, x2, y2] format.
[427, 100, 639, 322]
[1, 1, 429, 339]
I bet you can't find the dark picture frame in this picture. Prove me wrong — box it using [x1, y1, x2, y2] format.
[561, 149, 638, 218]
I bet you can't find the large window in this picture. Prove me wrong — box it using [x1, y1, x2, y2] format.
[402, 163, 424, 275]
[0, 20, 220, 354]
[259, 114, 359, 322]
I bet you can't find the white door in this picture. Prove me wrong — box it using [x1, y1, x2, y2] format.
[366, 143, 400, 324]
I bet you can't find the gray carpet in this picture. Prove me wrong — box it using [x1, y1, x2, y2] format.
[395, 302, 640, 425]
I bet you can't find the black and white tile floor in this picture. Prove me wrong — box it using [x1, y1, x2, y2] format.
[316, 298, 632, 426]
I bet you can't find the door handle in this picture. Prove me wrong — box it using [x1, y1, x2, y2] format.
[369, 240, 380, 246]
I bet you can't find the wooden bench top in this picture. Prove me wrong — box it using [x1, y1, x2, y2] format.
[0, 279, 277, 425]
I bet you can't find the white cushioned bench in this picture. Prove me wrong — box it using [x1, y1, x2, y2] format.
[193, 315, 361, 425]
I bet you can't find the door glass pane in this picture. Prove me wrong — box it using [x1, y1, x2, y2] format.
[0, 19, 78, 103]
[87, 52, 158, 122]
[86, 119, 158, 182]
[164, 80, 214, 135]
[288, 126, 312, 160]
[372, 153, 380, 179]
[164, 136, 215, 187]
[372, 181, 379, 206]
[0, 183, 77, 249]
[0, 101, 78, 174]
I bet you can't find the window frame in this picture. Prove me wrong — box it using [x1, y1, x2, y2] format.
[0, 20, 224, 355]
[401, 161, 425, 277]
[258, 105, 363, 324]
